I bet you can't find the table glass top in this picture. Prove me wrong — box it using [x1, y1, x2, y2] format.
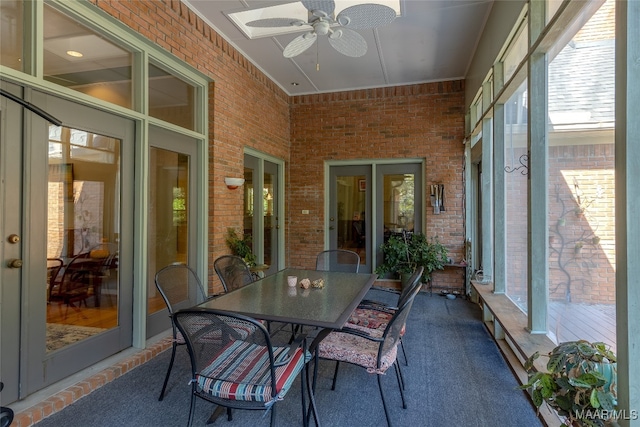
[198, 268, 376, 329]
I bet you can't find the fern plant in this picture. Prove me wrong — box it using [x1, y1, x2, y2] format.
[225, 228, 256, 267]
[375, 233, 448, 283]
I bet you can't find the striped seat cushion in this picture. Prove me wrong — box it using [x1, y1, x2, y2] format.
[196, 340, 311, 403]
[318, 330, 397, 374]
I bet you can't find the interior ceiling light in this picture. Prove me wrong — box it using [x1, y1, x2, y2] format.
[246, 0, 396, 58]
[66, 50, 84, 58]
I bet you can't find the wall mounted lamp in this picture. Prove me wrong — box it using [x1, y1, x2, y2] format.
[224, 177, 245, 190]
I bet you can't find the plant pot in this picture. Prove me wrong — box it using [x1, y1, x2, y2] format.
[593, 362, 617, 396]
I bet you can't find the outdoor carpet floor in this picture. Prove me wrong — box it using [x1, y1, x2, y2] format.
[34, 291, 542, 427]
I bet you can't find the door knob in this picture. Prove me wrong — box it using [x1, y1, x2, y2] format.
[7, 234, 20, 244]
[7, 259, 23, 268]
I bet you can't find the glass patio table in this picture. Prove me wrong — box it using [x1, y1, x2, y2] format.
[198, 268, 376, 329]
[197, 268, 375, 425]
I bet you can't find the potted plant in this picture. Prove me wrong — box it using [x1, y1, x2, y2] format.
[225, 228, 257, 267]
[375, 232, 448, 286]
[520, 340, 617, 427]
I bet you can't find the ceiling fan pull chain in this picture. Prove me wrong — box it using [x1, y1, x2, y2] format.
[316, 40, 320, 71]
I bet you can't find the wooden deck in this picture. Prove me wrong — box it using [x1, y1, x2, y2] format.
[548, 301, 617, 352]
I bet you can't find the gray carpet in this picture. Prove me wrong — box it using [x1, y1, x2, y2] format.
[35, 292, 542, 426]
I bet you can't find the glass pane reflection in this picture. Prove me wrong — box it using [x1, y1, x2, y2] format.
[383, 173, 415, 240]
[147, 147, 190, 315]
[43, 4, 132, 108]
[336, 175, 366, 264]
[46, 125, 120, 352]
[0, 0, 24, 71]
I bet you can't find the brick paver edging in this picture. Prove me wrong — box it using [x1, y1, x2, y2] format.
[11, 337, 173, 427]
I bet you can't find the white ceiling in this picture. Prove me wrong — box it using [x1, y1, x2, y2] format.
[185, 0, 494, 96]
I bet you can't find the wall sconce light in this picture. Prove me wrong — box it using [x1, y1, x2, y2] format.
[224, 177, 245, 190]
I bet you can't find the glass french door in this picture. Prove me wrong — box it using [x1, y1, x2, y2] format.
[329, 166, 372, 271]
[329, 163, 423, 274]
[244, 154, 282, 276]
[1, 81, 134, 403]
[146, 127, 199, 338]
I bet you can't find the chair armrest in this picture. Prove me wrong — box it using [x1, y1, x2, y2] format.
[357, 301, 398, 313]
[273, 333, 307, 367]
[368, 285, 401, 295]
[358, 286, 400, 310]
[337, 325, 384, 342]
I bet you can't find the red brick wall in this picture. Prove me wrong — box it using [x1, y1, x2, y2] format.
[503, 143, 616, 305]
[92, 0, 290, 292]
[547, 144, 615, 304]
[92, 1, 468, 291]
[289, 83, 467, 289]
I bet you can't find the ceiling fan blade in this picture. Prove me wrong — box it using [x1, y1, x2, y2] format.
[336, 4, 396, 29]
[328, 28, 367, 57]
[246, 17, 307, 28]
[301, 0, 335, 16]
[283, 33, 318, 58]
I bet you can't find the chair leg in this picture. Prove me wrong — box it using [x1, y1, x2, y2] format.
[396, 357, 406, 390]
[306, 358, 320, 427]
[394, 362, 407, 408]
[300, 360, 308, 427]
[269, 404, 276, 427]
[400, 338, 408, 366]
[158, 342, 177, 401]
[187, 392, 196, 427]
[331, 361, 340, 390]
[377, 372, 393, 427]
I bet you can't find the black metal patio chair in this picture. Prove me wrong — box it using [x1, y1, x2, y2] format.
[173, 308, 314, 427]
[315, 249, 360, 273]
[347, 266, 424, 366]
[310, 278, 422, 427]
[214, 255, 256, 293]
[154, 263, 210, 401]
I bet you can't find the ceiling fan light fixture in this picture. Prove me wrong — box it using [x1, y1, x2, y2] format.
[314, 20, 330, 36]
[247, 0, 396, 59]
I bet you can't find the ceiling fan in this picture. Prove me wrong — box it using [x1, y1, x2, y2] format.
[246, 0, 397, 58]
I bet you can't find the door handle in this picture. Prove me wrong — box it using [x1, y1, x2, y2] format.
[7, 259, 23, 268]
[329, 226, 335, 230]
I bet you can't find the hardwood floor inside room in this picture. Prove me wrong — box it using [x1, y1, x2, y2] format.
[46, 294, 168, 328]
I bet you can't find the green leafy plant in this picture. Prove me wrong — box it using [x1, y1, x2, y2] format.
[520, 340, 617, 427]
[225, 228, 256, 267]
[375, 233, 448, 283]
